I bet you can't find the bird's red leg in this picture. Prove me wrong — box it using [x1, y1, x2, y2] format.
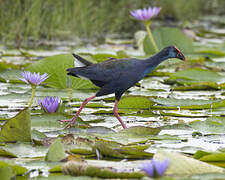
[63, 95, 96, 128]
[113, 100, 127, 129]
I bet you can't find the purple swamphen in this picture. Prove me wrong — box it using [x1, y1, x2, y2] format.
[63, 46, 185, 128]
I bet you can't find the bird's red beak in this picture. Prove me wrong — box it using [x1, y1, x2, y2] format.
[174, 46, 185, 61]
[177, 51, 185, 61]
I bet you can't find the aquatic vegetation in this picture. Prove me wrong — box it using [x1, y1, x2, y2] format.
[0, 1, 225, 179]
[131, 7, 161, 53]
[39, 96, 61, 113]
[141, 159, 169, 178]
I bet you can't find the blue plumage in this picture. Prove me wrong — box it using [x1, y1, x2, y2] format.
[65, 46, 185, 128]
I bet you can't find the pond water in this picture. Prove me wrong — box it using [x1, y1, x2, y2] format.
[0, 16, 225, 179]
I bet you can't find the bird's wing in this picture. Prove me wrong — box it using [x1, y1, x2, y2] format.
[68, 58, 140, 82]
[72, 54, 93, 67]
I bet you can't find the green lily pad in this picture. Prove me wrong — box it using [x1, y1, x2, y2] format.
[97, 126, 161, 145]
[62, 161, 144, 178]
[31, 129, 47, 145]
[2, 142, 48, 158]
[69, 137, 94, 155]
[30, 113, 85, 131]
[154, 150, 224, 176]
[151, 97, 225, 110]
[26, 54, 96, 89]
[189, 117, 225, 134]
[168, 67, 225, 83]
[143, 27, 194, 55]
[94, 138, 152, 159]
[45, 139, 67, 162]
[0, 148, 17, 158]
[0, 69, 22, 83]
[118, 96, 154, 109]
[191, 173, 225, 180]
[0, 108, 31, 142]
[0, 166, 14, 180]
[119, 126, 161, 136]
[194, 151, 225, 168]
[194, 150, 212, 160]
[0, 160, 27, 175]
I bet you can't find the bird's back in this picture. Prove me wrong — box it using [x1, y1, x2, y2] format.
[67, 58, 146, 86]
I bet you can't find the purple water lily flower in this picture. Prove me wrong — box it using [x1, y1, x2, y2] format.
[141, 159, 169, 178]
[39, 96, 60, 113]
[21, 71, 49, 86]
[130, 7, 161, 21]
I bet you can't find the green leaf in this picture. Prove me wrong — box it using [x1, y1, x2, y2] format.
[70, 137, 94, 155]
[62, 161, 144, 178]
[0, 148, 17, 158]
[119, 126, 161, 136]
[31, 129, 47, 145]
[26, 54, 96, 89]
[0, 160, 27, 175]
[0, 69, 22, 83]
[196, 152, 225, 168]
[0, 166, 14, 180]
[118, 96, 154, 109]
[45, 139, 67, 162]
[189, 117, 225, 134]
[49, 165, 62, 173]
[191, 173, 225, 180]
[152, 97, 225, 110]
[200, 153, 225, 161]
[194, 150, 212, 160]
[0, 108, 31, 142]
[31, 113, 78, 131]
[154, 150, 224, 176]
[169, 68, 224, 83]
[143, 27, 194, 55]
[94, 138, 153, 159]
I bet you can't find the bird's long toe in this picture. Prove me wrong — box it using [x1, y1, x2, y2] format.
[64, 121, 75, 129]
[59, 119, 72, 122]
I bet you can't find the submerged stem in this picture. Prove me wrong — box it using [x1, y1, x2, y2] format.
[28, 85, 36, 107]
[144, 22, 159, 53]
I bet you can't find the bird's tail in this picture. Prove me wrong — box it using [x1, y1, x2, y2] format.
[72, 54, 93, 67]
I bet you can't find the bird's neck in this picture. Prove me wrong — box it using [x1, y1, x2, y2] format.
[145, 52, 170, 66]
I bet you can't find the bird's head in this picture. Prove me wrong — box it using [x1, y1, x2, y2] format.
[164, 46, 185, 61]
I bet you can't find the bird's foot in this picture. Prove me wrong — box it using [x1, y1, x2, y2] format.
[59, 119, 72, 122]
[64, 121, 75, 129]
[58, 119, 75, 128]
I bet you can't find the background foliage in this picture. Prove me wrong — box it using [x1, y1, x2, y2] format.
[0, 0, 225, 47]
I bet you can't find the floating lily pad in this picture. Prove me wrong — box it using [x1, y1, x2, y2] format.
[151, 97, 225, 110]
[31, 129, 47, 145]
[0, 148, 17, 158]
[169, 67, 225, 83]
[26, 54, 96, 89]
[143, 27, 194, 55]
[194, 150, 225, 168]
[0, 160, 27, 175]
[154, 150, 224, 176]
[94, 138, 152, 159]
[62, 160, 144, 178]
[118, 96, 154, 109]
[189, 117, 225, 134]
[0, 108, 31, 142]
[0, 166, 14, 180]
[45, 139, 67, 162]
[0, 69, 22, 83]
[69, 137, 94, 155]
